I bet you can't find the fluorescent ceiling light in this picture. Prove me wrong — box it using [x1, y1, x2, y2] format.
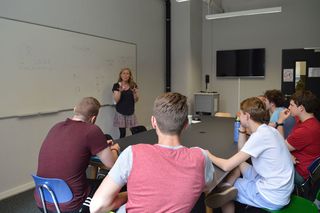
[206, 6, 282, 20]
[304, 47, 320, 52]
[176, 0, 189, 2]
[304, 47, 320, 50]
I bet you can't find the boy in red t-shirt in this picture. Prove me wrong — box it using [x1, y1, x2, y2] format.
[277, 90, 320, 184]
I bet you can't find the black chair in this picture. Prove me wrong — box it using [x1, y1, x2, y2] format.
[104, 133, 113, 140]
[296, 157, 320, 199]
[130, 125, 147, 135]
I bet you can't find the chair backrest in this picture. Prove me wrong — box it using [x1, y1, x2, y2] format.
[309, 157, 320, 173]
[130, 125, 147, 135]
[214, 112, 232, 118]
[32, 174, 73, 204]
[104, 133, 113, 140]
[309, 157, 320, 183]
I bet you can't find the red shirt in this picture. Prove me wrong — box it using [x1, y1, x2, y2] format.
[35, 118, 108, 212]
[126, 144, 206, 213]
[287, 117, 320, 179]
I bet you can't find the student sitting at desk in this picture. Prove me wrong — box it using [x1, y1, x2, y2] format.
[90, 92, 215, 213]
[35, 97, 120, 213]
[276, 90, 320, 185]
[263, 89, 295, 138]
[206, 97, 294, 212]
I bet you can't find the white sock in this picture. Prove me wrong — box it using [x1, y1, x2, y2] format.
[220, 182, 232, 188]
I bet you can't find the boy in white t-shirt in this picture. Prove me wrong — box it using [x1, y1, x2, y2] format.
[206, 97, 294, 212]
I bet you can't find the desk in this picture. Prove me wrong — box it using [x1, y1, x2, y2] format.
[88, 116, 237, 212]
[115, 116, 237, 189]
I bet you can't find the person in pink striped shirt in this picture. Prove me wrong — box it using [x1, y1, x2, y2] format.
[90, 92, 215, 213]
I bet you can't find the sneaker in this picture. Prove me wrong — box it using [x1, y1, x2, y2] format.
[205, 185, 238, 209]
[96, 168, 109, 179]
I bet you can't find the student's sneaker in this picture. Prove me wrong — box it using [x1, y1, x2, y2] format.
[205, 185, 238, 209]
[96, 168, 109, 179]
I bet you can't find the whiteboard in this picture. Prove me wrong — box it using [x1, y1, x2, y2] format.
[0, 17, 136, 118]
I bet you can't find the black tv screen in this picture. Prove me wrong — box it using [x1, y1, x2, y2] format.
[216, 48, 265, 78]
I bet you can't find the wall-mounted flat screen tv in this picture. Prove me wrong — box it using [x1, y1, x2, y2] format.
[216, 48, 265, 78]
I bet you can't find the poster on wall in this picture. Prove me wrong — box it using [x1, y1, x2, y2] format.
[283, 69, 294, 82]
[308, 67, 320, 77]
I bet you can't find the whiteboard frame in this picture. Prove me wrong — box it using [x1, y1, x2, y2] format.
[0, 16, 137, 119]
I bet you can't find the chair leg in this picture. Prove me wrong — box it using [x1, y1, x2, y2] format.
[38, 187, 48, 213]
[48, 190, 61, 213]
[43, 185, 61, 213]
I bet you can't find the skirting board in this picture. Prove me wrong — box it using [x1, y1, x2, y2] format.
[0, 181, 35, 200]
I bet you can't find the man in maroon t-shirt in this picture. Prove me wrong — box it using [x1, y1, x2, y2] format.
[277, 90, 320, 184]
[35, 97, 120, 213]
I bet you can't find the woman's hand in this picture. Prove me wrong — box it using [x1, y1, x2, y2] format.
[133, 87, 139, 102]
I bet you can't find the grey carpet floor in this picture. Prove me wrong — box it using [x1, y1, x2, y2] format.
[0, 189, 39, 213]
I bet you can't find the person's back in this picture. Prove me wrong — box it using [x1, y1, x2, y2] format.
[206, 97, 294, 212]
[89, 92, 215, 213]
[35, 119, 107, 211]
[126, 144, 206, 212]
[34, 97, 118, 212]
[241, 124, 293, 205]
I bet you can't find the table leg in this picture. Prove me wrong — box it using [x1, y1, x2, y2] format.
[87, 165, 98, 179]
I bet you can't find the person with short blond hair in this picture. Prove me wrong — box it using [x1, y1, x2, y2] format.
[112, 68, 139, 138]
[152, 92, 188, 135]
[90, 92, 215, 213]
[74, 96, 101, 118]
[206, 97, 294, 212]
[35, 97, 119, 213]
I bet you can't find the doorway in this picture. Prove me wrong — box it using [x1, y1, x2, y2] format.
[282, 48, 320, 104]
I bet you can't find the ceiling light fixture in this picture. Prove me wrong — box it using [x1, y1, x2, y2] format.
[176, 0, 189, 2]
[206, 6, 282, 20]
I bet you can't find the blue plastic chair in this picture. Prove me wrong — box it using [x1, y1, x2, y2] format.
[32, 174, 73, 213]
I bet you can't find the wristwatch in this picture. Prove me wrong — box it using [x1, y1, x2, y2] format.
[275, 122, 284, 128]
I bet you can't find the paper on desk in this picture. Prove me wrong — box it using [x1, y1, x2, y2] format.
[191, 120, 201, 124]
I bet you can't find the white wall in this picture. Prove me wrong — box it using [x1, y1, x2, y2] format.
[4, 0, 319, 200]
[0, 0, 165, 199]
[202, 0, 320, 115]
[171, 0, 202, 114]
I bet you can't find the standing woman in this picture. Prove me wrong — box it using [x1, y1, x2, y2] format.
[112, 68, 139, 138]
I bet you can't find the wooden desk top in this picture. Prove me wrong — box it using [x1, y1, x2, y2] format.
[115, 116, 238, 188]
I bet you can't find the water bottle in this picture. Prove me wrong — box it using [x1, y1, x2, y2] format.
[233, 117, 240, 144]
